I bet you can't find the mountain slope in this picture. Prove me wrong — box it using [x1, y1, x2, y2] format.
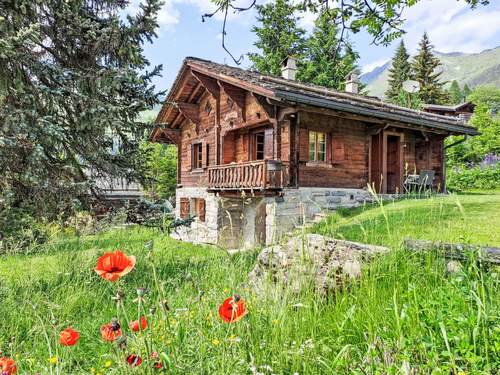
[363, 46, 500, 98]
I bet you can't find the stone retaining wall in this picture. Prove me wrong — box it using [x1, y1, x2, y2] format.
[172, 187, 390, 248]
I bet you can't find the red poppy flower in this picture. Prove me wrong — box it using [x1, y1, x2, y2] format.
[59, 327, 80, 346]
[150, 352, 162, 369]
[126, 355, 142, 367]
[95, 250, 136, 282]
[0, 357, 17, 374]
[100, 322, 121, 342]
[218, 295, 247, 323]
[129, 316, 147, 332]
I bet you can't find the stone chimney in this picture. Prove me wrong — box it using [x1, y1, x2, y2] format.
[345, 71, 359, 94]
[281, 56, 297, 80]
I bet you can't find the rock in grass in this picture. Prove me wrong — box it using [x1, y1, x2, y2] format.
[248, 234, 388, 295]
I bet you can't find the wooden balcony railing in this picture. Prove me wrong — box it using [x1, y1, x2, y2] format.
[208, 160, 287, 191]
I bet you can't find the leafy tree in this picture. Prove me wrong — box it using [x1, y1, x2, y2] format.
[0, 0, 162, 219]
[446, 85, 500, 166]
[412, 33, 448, 104]
[467, 85, 500, 115]
[448, 80, 464, 104]
[141, 142, 178, 200]
[297, 9, 359, 90]
[385, 41, 412, 103]
[204, 1, 489, 65]
[248, 0, 306, 76]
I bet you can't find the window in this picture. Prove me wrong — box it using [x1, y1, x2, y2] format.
[194, 198, 206, 222]
[308, 131, 326, 162]
[180, 198, 190, 219]
[192, 143, 203, 169]
[254, 132, 265, 160]
[205, 144, 210, 167]
[204, 101, 212, 115]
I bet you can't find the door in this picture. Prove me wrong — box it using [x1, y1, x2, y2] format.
[386, 135, 401, 193]
[369, 131, 403, 194]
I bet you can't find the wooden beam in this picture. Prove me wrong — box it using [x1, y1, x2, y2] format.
[191, 70, 220, 99]
[187, 82, 202, 103]
[152, 128, 180, 144]
[219, 81, 246, 121]
[277, 106, 298, 122]
[177, 102, 200, 133]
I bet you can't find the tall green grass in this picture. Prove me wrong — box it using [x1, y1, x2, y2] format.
[0, 194, 499, 374]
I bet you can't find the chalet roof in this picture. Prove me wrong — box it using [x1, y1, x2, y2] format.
[156, 57, 478, 136]
[421, 102, 475, 112]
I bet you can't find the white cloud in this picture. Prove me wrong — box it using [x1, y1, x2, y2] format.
[401, 0, 500, 53]
[158, 1, 180, 27]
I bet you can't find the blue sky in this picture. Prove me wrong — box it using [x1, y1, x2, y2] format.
[134, 0, 500, 92]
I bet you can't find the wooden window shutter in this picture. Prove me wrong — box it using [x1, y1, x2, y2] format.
[264, 128, 274, 160]
[190, 144, 194, 170]
[196, 198, 206, 222]
[202, 142, 208, 168]
[332, 136, 345, 162]
[180, 198, 190, 219]
[299, 128, 308, 162]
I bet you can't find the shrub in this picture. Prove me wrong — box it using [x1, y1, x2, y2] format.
[447, 163, 500, 191]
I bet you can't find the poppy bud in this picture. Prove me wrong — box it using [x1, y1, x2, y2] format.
[126, 354, 142, 367]
[111, 318, 120, 331]
[162, 300, 170, 311]
[149, 307, 157, 315]
[112, 290, 125, 302]
[129, 316, 148, 332]
[136, 287, 146, 297]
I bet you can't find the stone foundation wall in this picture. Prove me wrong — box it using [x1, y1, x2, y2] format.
[172, 187, 386, 248]
[264, 187, 375, 245]
[172, 187, 219, 245]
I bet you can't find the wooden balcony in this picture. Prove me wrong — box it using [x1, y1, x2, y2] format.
[208, 160, 287, 191]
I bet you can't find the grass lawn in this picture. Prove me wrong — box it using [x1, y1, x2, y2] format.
[0, 193, 499, 374]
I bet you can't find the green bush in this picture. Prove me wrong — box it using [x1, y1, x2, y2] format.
[0, 207, 56, 253]
[447, 164, 500, 191]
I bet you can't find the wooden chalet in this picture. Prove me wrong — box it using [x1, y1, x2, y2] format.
[422, 102, 476, 123]
[151, 57, 478, 248]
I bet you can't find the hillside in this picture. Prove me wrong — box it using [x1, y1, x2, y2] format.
[362, 46, 500, 98]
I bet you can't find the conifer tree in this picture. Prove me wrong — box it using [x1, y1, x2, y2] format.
[412, 33, 448, 104]
[463, 83, 472, 100]
[0, 0, 163, 217]
[448, 80, 463, 104]
[297, 9, 359, 90]
[248, 0, 306, 76]
[385, 41, 412, 103]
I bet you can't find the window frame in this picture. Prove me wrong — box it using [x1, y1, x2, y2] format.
[192, 143, 203, 170]
[253, 131, 265, 161]
[308, 131, 327, 162]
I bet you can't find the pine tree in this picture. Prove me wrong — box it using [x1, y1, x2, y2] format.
[0, 0, 163, 218]
[385, 41, 412, 103]
[248, 0, 306, 76]
[463, 83, 472, 100]
[412, 33, 448, 104]
[448, 80, 463, 104]
[297, 9, 359, 90]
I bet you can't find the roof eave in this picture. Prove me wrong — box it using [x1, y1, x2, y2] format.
[275, 90, 479, 136]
